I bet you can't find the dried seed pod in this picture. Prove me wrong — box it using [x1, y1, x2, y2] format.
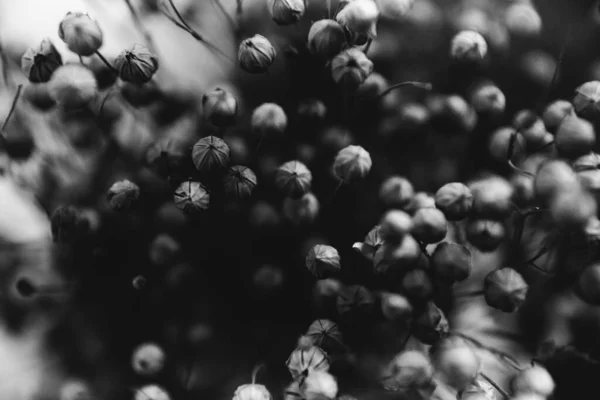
[402, 269, 434, 301]
[469, 176, 514, 219]
[268, 0, 306, 25]
[405, 192, 436, 215]
[192, 136, 230, 172]
[21, 38, 63, 83]
[574, 152, 600, 192]
[238, 35, 277, 74]
[59, 380, 93, 400]
[431, 242, 472, 283]
[435, 182, 473, 221]
[534, 159, 579, 203]
[505, 2, 542, 37]
[333, 145, 372, 182]
[412, 302, 449, 345]
[58, 12, 103, 56]
[107, 179, 140, 212]
[252, 103, 288, 136]
[336, 0, 380, 39]
[336, 284, 375, 316]
[555, 115, 596, 159]
[331, 49, 374, 88]
[306, 245, 341, 279]
[305, 319, 343, 352]
[134, 385, 170, 400]
[513, 109, 548, 148]
[223, 166, 257, 199]
[380, 292, 412, 321]
[202, 87, 238, 127]
[380, 210, 413, 243]
[450, 30, 487, 62]
[379, 176, 414, 209]
[469, 82, 505, 115]
[484, 267, 528, 312]
[380, 350, 433, 391]
[308, 20, 347, 60]
[276, 161, 312, 198]
[301, 371, 338, 400]
[510, 365, 555, 398]
[411, 208, 447, 244]
[114, 44, 159, 84]
[488, 127, 526, 163]
[173, 180, 210, 213]
[573, 80, 600, 121]
[465, 219, 505, 252]
[286, 345, 329, 382]
[542, 99, 574, 133]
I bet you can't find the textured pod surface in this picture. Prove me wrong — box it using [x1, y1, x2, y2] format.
[305, 245, 341, 279]
[435, 182, 473, 221]
[223, 166, 258, 199]
[286, 346, 329, 382]
[192, 136, 230, 172]
[173, 180, 210, 213]
[484, 268, 528, 312]
[276, 161, 312, 198]
[333, 145, 372, 182]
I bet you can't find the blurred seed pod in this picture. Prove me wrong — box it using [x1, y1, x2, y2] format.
[306, 245, 341, 279]
[286, 345, 330, 382]
[336, 284, 375, 317]
[484, 267, 528, 312]
[333, 145, 372, 182]
[465, 219, 505, 252]
[504, 2, 542, 37]
[381, 292, 412, 321]
[428, 94, 477, 133]
[301, 370, 338, 400]
[48, 64, 98, 109]
[459, 378, 496, 400]
[576, 263, 600, 304]
[574, 152, 600, 194]
[431, 242, 472, 283]
[380, 210, 413, 244]
[132, 275, 147, 290]
[353, 225, 384, 262]
[173, 180, 210, 214]
[114, 44, 159, 84]
[131, 342, 165, 377]
[238, 34, 277, 74]
[509, 365, 555, 398]
[268, 0, 306, 25]
[411, 208, 447, 244]
[435, 182, 473, 221]
[252, 102, 288, 136]
[202, 87, 238, 127]
[534, 159, 579, 204]
[432, 337, 481, 391]
[520, 50, 556, 87]
[148, 234, 180, 266]
[192, 136, 230, 172]
[107, 179, 140, 212]
[450, 30, 487, 62]
[375, 235, 420, 273]
[379, 176, 414, 209]
[412, 302, 449, 345]
[58, 12, 103, 56]
[134, 384, 170, 400]
[320, 126, 353, 154]
[555, 115, 596, 159]
[405, 192, 436, 215]
[376, 0, 415, 21]
[543, 100, 575, 133]
[308, 20, 348, 60]
[276, 161, 312, 198]
[469, 82, 505, 116]
[488, 127, 526, 164]
[331, 49, 374, 89]
[282, 192, 320, 225]
[512, 109, 548, 148]
[401, 268, 434, 301]
[223, 166, 257, 199]
[380, 350, 434, 391]
[233, 383, 272, 400]
[573, 81, 600, 121]
[336, 0, 380, 39]
[249, 200, 281, 229]
[357, 72, 388, 101]
[21, 38, 63, 83]
[549, 187, 597, 230]
[469, 176, 514, 219]
[59, 380, 93, 400]
[50, 205, 90, 244]
[297, 98, 327, 125]
[305, 319, 344, 352]
[252, 264, 285, 295]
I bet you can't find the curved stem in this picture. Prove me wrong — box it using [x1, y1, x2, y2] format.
[251, 363, 265, 384]
[377, 81, 432, 100]
[0, 84, 23, 146]
[94, 51, 119, 74]
[508, 159, 534, 178]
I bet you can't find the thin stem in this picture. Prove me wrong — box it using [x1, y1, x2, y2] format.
[532, 140, 555, 154]
[251, 363, 265, 384]
[212, 0, 238, 32]
[508, 159, 534, 178]
[167, 0, 193, 30]
[159, 4, 234, 64]
[124, 0, 158, 54]
[79, 55, 85, 65]
[538, 22, 573, 111]
[506, 129, 534, 177]
[327, 0, 331, 18]
[480, 372, 510, 399]
[0, 40, 9, 87]
[0, 84, 23, 146]
[451, 331, 523, 371]
[524, 246, 548, 265]
[94, 51, 119, 74]
[363, 38, 373, 56]
[418, 241, 432, 260]
[377, 81, 432, 101]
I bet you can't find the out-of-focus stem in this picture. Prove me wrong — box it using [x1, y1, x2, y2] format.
[0, 40, 9, 87]
[0, 84, 23, 146]
[364, 38, 373, 56]
[450, 331, 523, 371]
[236, 0, 243, 16]
[377, 81, 432, 101]
[124, 0, 158, 54]
[251, 363, 265, 384]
